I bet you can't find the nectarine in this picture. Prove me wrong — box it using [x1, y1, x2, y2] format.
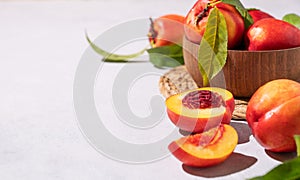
[168, 124, 238, 167]
[148, 14, 185, 47]
[246, 18, 300, 50]
[166, 87, 234, 133]
[248, 9, 274, 23]
[246, 79, 300, 152]
[184, 0, 245, 49]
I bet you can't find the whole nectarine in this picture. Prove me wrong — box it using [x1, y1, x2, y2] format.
[148, 14, 185, 47]
[248, 9, 274, 23]
[246, 79, 300, 152]
[184, 0, 245, 49]
[246, 18, 300, 50]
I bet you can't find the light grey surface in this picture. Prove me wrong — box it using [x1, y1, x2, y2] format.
[1, 0, 299, 179]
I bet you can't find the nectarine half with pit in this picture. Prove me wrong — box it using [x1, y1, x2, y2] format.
[166, 87, 234, 133]
[168, 124, 238, 167]
[246, 79, 300, 152]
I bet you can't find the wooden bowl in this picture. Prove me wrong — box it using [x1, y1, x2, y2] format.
[183, 37, 300, 97]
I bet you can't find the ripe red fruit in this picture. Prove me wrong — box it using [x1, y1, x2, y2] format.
[246, 79, 300, 152]
[248, 9, 274, 23]
[246, 18, 300, 50]
[148, 14, 185, 48]
[184, 0, 245, 49]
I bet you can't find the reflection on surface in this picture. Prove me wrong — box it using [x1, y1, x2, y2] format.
[182, 153, 257, 178]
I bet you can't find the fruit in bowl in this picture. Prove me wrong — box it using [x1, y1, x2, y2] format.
[166, 87, 234, 133]
[184, 0, 244, 49]
[182, 0, 300, 97]
[148, 14, 185, 47]
[246, 79, 300, 152]
[248, 9, 274, 23]
[168, 124, 238, 167]
[245, 18, 300, 51]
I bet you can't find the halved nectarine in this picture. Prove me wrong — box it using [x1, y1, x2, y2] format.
[166, 87, 234, 133]
[168, 124, 238, 167]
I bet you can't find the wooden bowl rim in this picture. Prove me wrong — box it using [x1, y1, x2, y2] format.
[183, 36, 300, 53]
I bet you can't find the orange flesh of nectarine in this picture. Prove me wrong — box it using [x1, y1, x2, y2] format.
[169, 124, 238, 167]
[166, 87, 234, 133]
[166, 87, 233, 117]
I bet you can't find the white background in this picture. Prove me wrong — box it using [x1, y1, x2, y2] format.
[1, 0, 300, 179]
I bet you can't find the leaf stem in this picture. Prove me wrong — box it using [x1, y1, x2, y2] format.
[203, 75, 209, 87]
[85, 31, 148, 62]
[209, 0, 221, 7]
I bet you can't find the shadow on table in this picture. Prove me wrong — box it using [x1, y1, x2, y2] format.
[265, 150, 297, 162]
[230, 121, 252, 144]
[182, 153, 257, 178]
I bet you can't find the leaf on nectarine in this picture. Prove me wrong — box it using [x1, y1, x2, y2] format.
[221, 0, 254, 28]
[198, 7, 228, 86]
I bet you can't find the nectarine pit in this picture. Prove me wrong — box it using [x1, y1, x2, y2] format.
[182, 90, 225, 109]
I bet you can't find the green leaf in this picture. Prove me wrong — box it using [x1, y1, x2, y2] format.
[146, 44, 184, 68]
[221, 0, 254, 29]
[249, 136, 300, 180]
[248, 157, 300, 180]
[283, 13, 300, 29]
[198, 7, 228, 86]
[295, 135, 300, 157]
[86, 32, 147, 62]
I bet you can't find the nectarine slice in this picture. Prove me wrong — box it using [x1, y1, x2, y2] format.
[166, 87, 234, 133]
[168, 124, 238, 167]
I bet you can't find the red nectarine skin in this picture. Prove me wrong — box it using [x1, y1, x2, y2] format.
[247, 79, 300, 129]
[148, 14, 185, 47]
[246, 79, 300, 152]
[184, 1, 245, 49]
[166, 87, 234, 133]
[253, 96, 300, 152]
[246, 18, 300, 50]
[248, 9, 274, 23]
[168, 124, 238, 167]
